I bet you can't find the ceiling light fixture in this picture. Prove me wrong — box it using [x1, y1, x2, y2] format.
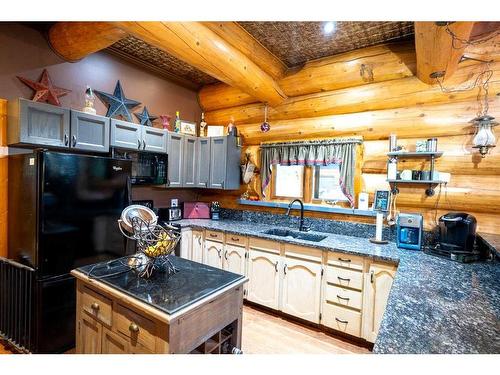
[323, 22, 337, 35]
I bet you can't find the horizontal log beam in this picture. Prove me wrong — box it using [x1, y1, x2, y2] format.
[48, 22, 128, 62]
[205, 62, 500, 125]
[414, 21, 475, 85]
[199, 41, 416, 111]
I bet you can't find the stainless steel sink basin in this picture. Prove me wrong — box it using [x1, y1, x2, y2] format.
[262, 228, 327, 242]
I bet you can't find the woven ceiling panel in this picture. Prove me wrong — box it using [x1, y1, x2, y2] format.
[238, 21, 415, 67]
[108, 36, 219, 87]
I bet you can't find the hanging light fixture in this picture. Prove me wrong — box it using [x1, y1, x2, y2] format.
[471, 115, 498, 157]
[260, 104, 270, 132]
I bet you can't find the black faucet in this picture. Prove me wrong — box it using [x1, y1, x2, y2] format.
[286, 199, 310, 232]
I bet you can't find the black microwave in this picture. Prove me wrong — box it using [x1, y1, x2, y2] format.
[113, 149, 168, 185]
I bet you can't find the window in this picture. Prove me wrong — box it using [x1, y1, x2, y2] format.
[312, 165, 347, 202]
[272, 165, 304, 198]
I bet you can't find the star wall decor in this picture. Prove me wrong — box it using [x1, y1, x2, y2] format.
[94, 80, 140, 122]
[17, 69, 71, 106]
[134, 106, 158, 127]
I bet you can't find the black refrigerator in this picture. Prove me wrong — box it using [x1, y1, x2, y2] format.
[4, 150, 131, 353]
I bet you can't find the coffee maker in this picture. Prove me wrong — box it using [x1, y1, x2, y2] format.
[425, 212, 480, 262]
[396, 213, 423, 250]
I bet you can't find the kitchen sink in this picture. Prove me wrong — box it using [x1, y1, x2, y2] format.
[261, 228, 327, 242]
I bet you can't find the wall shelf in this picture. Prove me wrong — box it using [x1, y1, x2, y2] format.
[387, 151, 443, 158]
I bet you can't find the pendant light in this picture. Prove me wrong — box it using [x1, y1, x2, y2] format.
[260, 104, 270, 132]
[471, 115, 498, 158]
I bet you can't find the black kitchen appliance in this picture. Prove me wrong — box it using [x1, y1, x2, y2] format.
[425, 212, 481, 263]
[113, 149, 167, 185]
[158, 207, 182, 222]
[2, 150, 131, 353]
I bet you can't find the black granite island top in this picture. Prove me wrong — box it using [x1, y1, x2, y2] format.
[76, 256, 245, 315]
[176, 219, 500, 354]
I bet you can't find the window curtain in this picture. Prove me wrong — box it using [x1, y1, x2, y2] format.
[260, 138, 362, 206]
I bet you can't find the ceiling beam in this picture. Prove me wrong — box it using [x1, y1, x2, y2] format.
[48, 22, 128, 62]
[414, 21, 475, 84]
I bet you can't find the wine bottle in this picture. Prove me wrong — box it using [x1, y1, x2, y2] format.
[199, 112, 207, 137]
[174, 111, 181, 133]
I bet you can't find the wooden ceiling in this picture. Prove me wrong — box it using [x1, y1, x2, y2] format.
[105, 22, 414, 88]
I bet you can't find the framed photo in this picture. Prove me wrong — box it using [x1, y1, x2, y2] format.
[207, 125, 225, 137]
[373, 190, 390, 212]
[180, 120, 197, 135]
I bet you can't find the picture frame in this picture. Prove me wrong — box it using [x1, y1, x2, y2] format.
[207, 125, 225, 137]
[373, 190, 390, 212]
[180, 120, 197, 135]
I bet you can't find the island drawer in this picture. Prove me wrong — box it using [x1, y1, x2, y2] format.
[226, 234, 247, 246]
[325, 266, 363, 291]
[324, 284, 362, 311]
[326, 252, 364, 271]
[114, 303, 157, 352]
[322, 302, 361, 337]
[205, 230, 224, 242]
[81, 285, 112, 326]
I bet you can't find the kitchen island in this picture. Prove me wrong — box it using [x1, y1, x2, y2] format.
[71, 256, 247, 354]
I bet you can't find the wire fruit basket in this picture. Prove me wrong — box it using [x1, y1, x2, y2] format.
[118, 209, 180, 278]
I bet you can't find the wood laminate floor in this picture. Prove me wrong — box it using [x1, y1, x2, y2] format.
[0, 305, 370, 354]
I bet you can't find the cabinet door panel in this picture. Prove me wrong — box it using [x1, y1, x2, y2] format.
[195, 138, 211, 188]
[70, 110, 110, 152]
[362, 263, 396, 343]
[110, 119, 141, 150]
[20, 99, 70, 147]
[77, 314, 102, 354]
[183, 135, 197, 187]
[247, 249, 281, 310]
[180, 229, 192, 259]
[281, 257, 322, 323]
[102, 327, 128, 354]
[191, 230, 204, 264]
[143, 127, 167, 153]
[204, 240, 223, 269]
[223, 244, 246, 276]
[167, 133, 184, 187]
[209, 137, 227, 189]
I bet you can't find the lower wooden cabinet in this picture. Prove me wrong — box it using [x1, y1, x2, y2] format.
[362, 262, 397, 343]
[101, 327, 128, 354]
[180, 229, 192, 259]
[223, 244, 246, 275]
[205, 240, 223, 269]
[247, 249, 281, 310]
[77, 313, 102, 354]
[191, 230, 204, 264]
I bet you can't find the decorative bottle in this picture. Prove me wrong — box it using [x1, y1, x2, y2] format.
[174, 111, 181, 133]
[199, 112, 207, 137]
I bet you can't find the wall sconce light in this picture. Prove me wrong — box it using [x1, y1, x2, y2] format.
[471, 115, 498, 158]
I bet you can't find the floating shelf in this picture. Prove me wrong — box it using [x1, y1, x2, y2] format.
[387, 151, 443, 158]
[386, 179, 446, 184]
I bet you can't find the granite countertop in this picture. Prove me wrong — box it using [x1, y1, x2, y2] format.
[477, 232, 500, 259]
[76, 256, 245, 315]
[176, 219, 500, 354]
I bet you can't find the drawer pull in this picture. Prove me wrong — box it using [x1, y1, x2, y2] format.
[338, 257, 351, 263]
[90, 302, 100, 311]
[209, 233, 218, 238]
[335, 317, 349, 324]
[129, 322, 140, 333]
[231, 237, 240, 242]
[336, 295, 350, 301]
[337, 276, 351, 282]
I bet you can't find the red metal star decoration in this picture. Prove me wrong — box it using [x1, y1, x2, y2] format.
[17, 69, 71, 106]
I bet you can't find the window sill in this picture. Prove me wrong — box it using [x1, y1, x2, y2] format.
[237, 199, 377, 217]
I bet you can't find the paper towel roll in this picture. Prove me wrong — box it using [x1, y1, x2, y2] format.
[375, 212, 384, 241]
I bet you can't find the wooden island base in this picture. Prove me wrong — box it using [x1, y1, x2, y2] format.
[71, 270, 245, 354]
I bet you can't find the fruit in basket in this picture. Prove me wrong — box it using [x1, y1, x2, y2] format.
[143, 230, 175, 257]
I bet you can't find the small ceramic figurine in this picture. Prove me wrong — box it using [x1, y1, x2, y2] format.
[83, 86, 97, 114]
[160, 115, 172, 131]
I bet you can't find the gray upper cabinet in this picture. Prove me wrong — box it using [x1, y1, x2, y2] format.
[110, 119, 142, 150]
[183, 135, 197, 188]
[167, 133, 184, 187]
[8, 98, 70, 147]
[195, 137, 211, 188]
[142, 127, 167, 153]
[70, 110, 110, 153]
[209, 136, 241, 190]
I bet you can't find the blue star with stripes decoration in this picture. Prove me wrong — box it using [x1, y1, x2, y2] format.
[94, 80, 140, 122]
[134, 106, 158, 127]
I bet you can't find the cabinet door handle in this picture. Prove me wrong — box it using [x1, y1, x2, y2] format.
[72, 135, 77, 147]
[370, 270, 374, 283]
[137, 139, 141, 149]
[142, 140, 146, 150]
[198, 236, 202, 246]
[336, 295, 350, 301]
[129, 322, 140, 333]
[217, 248, 222, 258]
[90, 302, 100, 311]
[220, 181, 225, 189]
[224, 250, 228, 261]
[335, 317, 349, 324]
[64, 134, 69, 146]
[283, 264, 287, 275]
[274, 261, 278, 273]
[338, 257, 351, 263]
[337, 276, 351, 283]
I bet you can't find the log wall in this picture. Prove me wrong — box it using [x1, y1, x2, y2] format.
[197, 43, 500, 234]
[0, 99, 7, 257]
